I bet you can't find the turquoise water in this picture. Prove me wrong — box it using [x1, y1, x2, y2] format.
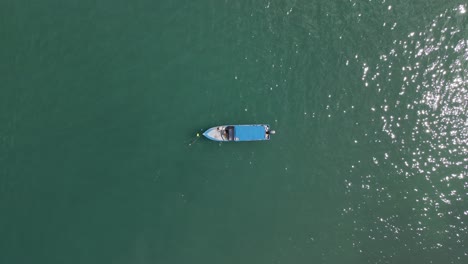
[1, 1, 467, 263]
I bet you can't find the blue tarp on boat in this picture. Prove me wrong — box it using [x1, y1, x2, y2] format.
[234, 125, 266, 141]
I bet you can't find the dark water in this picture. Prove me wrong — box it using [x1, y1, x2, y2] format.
[1, 1, 467, 263]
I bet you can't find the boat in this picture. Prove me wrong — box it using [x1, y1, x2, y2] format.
[203, 124, 275, 142]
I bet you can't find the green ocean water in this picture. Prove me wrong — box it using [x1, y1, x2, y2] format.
[1, 1, 467, 263]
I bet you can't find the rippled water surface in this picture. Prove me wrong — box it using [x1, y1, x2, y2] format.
[1, 1, 467, 263]
[343, 4, 467, 263]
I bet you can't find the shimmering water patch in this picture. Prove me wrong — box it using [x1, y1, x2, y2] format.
[343, 4, 467, 263]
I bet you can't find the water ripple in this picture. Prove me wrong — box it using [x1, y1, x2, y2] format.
[344, 4, 467, 262]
